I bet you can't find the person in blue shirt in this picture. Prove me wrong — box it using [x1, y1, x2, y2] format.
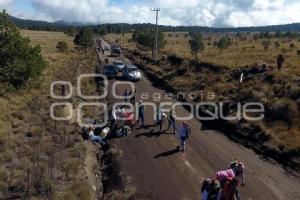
[178, 121, 191, 152]
[88, 127, 106, 146]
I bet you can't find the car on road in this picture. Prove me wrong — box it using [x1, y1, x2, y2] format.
[122, 65, 142, 81]
[104, 45, 110, 51]
[111, 44, 121, 56]
[114, 61, 126, 71]
[103, 64, 117, 79]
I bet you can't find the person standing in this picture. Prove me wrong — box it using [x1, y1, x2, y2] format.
[130, 88, 136, 105]
[178, 121, 190, 152]
[156, 103, 163, 132]
[137, 100, 145, 126]
[166, 110, 176, 134]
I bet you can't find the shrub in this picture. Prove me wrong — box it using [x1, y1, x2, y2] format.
[167, 54, 184, 65]
[56, 41, 68, 52]
[290, 43, 296, 48]
[267, 98, 298, 123]
[297, 50, 300, 57]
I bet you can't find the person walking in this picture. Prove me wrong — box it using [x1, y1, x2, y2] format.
[166, 110, 176, 134]
[130, 88, 136, 105]
[178, 121, 190, 152]
[137, 100, 145, 126]
[156, 103, 163, 132]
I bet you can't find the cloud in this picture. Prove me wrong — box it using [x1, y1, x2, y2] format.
[4, 0, 300, 27]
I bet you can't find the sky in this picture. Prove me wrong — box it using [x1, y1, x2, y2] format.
[1, 0, 300, 27]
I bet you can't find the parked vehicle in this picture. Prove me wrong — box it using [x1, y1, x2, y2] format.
[123, 65, 142, 81]
[103, 64, 117, 79]
[114, 61, 126, 71]
[111, 44, 121, 56]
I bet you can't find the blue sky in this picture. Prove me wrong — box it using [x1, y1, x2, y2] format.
[1, 0, 300, 27]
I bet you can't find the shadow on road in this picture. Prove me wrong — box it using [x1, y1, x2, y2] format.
[135, 129, 174, 138]
[153, 147, 181, 158]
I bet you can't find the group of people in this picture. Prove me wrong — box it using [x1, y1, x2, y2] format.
[202, 160, 245, 200]
[136, 100, 191, 152]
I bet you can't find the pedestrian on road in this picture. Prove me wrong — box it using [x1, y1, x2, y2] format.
[105, 57, 109, 64]
[156, 103, 163, 132]
[124, 89, 129, 103]
[178, 121, 190, 152]
[137, 100, 145, 126]
[130, 88, 136, 105]
[166, 110, 176, 134]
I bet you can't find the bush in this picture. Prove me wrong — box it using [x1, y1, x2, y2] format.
[56, 41, 68, 52]
[267, 98, 298, 123]
[290, 43, 296, 48]
[167, 54, 184, 65]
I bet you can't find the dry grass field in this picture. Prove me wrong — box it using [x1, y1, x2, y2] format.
[0, 30, 98, 199]
[106, 32, 300, 74]
[105, 32, 300, 150]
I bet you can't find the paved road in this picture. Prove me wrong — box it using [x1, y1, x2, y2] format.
[97, 39, 300, 200]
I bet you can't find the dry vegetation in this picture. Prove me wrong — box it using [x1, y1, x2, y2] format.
[0, 30, 98, 199]
[106, 32, 300, 152]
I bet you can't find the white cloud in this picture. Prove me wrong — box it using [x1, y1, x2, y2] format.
[4, 0, 300, 27]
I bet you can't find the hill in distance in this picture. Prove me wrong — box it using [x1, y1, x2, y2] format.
[10, 15, 300, 33]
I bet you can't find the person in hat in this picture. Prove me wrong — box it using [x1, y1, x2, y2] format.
[208, 180, 222, 200]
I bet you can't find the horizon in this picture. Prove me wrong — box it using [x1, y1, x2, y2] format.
[1, 0, 300, 28]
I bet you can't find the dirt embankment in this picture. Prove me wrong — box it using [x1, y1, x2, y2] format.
[123, 48, 300, 172]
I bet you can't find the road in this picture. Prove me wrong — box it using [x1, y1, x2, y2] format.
[97, 38, 300, 200]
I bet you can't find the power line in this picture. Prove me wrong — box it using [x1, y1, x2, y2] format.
[150, 8, 160, 61]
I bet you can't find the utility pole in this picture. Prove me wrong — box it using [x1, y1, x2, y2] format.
[238, 72, 244, 103]
[150, 8, 160, 61]
[120, 23, 123, 49]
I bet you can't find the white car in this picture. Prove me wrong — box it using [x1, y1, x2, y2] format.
[123, 65, 142, 81]
[114, 61, 125, 71]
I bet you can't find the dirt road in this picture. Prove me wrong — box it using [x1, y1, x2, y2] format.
[97, 39, 300, 200]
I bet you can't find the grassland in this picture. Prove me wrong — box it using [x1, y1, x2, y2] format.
[106, 32, 300, 73]
[0, 30, 98, 199]
[105, 32, 300, 152]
